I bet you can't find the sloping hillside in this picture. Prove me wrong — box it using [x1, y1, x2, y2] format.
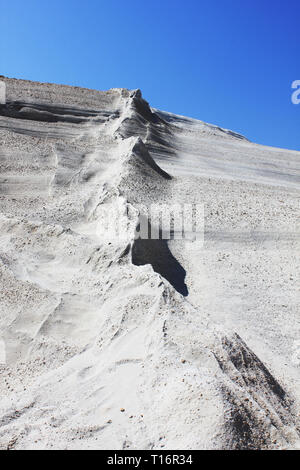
[0, 77, 299, 449]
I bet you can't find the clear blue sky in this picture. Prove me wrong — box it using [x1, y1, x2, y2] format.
[1, 0, 300, 150]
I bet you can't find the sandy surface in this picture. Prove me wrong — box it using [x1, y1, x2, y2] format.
[0, 77, 299, 449]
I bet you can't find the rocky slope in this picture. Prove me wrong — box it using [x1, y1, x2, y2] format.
[0, 77, 299, 449]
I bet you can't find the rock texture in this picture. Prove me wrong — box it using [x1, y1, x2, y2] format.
[0, 77, 299, 449]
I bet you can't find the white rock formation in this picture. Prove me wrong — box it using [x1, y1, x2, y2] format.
[0, 77, 299, 449]
[0, 81, 5, 105]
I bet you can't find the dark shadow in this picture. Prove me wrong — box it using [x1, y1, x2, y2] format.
[132, 221, 188, 297]
[131, 139, 172, 180]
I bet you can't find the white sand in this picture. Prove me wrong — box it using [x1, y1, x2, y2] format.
[0, 78, 299, 449]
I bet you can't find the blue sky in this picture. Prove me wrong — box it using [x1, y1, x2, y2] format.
[1, 0, 300, 150]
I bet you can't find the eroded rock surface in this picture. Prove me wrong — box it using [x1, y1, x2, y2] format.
[0, 77, 299, 449]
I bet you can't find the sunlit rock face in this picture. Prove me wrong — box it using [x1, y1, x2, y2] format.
[0, 77, 299, 450]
